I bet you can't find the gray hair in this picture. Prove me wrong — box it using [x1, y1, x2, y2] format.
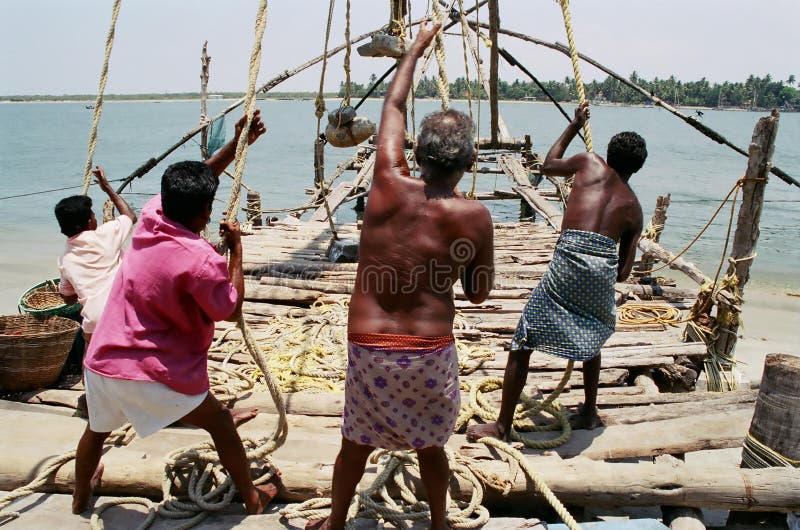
[414, 109, 475, 173]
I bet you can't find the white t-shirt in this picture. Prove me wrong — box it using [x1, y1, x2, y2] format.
[58, 216, 134, 333]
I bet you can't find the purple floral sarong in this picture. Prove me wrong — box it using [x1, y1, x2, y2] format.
[341, 333, 460, 450]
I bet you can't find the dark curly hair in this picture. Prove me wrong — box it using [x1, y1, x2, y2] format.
[161, 161, 218, 226]
[55, 195, 93, 237]
[414, 109, 475, 174]
[607, 131, 647, 176]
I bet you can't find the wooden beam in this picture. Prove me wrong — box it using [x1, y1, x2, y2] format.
[499, 154, 563, 229]
[1, 406, 795, 512]
[310, 152, 375, 222]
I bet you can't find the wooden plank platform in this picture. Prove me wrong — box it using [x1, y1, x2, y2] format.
[0, 491, 670, 529]
[3, 207, 789, 521]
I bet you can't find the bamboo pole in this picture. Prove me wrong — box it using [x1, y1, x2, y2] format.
[468, 22, 798, 189]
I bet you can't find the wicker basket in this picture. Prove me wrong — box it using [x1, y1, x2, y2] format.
[19, 279, 82, 319]
[0, 314, 79, 392]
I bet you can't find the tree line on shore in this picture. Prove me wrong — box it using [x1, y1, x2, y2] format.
[340, 72, 799, 110]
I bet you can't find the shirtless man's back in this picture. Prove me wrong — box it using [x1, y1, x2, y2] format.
[467, 102, 647, 443]
[309, 23, 494, 530]
[349, 173, 493, 337]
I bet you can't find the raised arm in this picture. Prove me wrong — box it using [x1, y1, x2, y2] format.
[541, 101, 594, 177]
[205, 109, 267, 177]
[373, 22, 440, 191]
[93, 166, 137, 224]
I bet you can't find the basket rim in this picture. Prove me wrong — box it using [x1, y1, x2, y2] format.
[0, 313, 80, 335]
[18, 278, 81, 315]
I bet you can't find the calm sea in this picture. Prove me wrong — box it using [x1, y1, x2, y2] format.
[0, 99, 798, 312]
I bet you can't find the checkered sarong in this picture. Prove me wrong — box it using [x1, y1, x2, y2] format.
[511, 229, 618, 361]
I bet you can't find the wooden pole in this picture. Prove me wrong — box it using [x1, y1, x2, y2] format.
[714, 110, 779, 358]
[199, 41, 210, 160]
[488, 0, 500, 144]
[247, 191, 263, 227]
[635, 194, 671, 279]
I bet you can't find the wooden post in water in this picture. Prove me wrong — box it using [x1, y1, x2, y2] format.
[635, 194, 671, 280]
[200, 41, 210, 160]
[713, 110, 779, 358]
[488, 0, 500, 145]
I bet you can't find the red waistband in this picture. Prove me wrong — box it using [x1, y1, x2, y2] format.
[348, 332, 455, 351]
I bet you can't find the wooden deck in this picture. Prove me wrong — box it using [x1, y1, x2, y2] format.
[2, 179, 798, 525]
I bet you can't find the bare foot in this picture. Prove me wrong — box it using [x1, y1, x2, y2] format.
[572, 403, 603, 430]
[466, 422, 510, 443]
[230, 406, 259, 428]
[244, 474, 281, 515]
[305, 518, 332, 530]
[72, 463, 104, 514]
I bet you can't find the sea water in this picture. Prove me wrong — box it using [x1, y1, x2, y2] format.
[0, 99, 798, 313]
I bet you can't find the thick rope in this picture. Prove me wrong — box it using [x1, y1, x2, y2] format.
[280, 448, 490, 529]
[312, 0, 339, 237]
[431, 1, 451, 110]
[742, 432, 800, 469]
[456, 0, 480, 199]
[81, 0, 122, 195]
[223, 0, 269, 222]
[89, 3, 286, 529]
[0, 424, 136, 521]
[555, 0, 592, 153]
[617, 303, 683, 326]
[342, 0, 352, 107]
[456, 363, 574, 450]
[478, 437, 580, 530]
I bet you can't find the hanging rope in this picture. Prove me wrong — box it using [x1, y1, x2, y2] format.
[88, 3, 287, 529]
[312, 0, 339, 238]
[456, 0, 480, 199]
[555, 0, 592, 153]
[81, 0, 122, 195]
[431, 1, 451, 110]
[342, 0, 352, 107]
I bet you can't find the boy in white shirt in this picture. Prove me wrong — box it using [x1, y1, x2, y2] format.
[55, 167, 137, 345]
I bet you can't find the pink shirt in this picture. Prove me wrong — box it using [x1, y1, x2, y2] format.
[85, 195, 237, 395]
[58, 216, 134, 333]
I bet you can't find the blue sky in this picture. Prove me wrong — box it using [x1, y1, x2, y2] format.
[1, 0, 797, 95]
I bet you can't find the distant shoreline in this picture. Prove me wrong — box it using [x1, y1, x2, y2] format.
[0, 95, 771, 112]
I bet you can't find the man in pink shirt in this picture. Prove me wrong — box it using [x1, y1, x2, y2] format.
[72, 112, 279, 515]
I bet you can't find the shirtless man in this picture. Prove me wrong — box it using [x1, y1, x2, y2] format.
[306, 22, 494, 530]
[467, 102, 645, 440]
